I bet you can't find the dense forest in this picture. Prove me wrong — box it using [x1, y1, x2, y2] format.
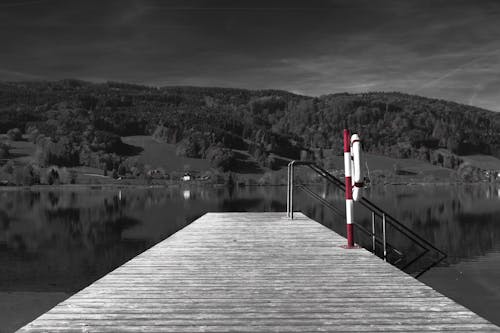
[1, 79, 499, 176]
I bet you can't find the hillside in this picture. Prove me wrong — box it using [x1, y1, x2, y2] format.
[1, 79, 500, 184]
[121, 136, 211, 173]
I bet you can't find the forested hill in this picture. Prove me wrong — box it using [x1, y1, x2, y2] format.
[1, 79, 499, 172]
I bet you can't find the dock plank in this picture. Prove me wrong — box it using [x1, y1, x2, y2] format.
[18, 212, 500, 332]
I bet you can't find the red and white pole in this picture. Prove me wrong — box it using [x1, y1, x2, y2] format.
[344, 127, 354, 247]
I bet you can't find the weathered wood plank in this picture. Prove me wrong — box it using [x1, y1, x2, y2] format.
[17, 212, 500, 332]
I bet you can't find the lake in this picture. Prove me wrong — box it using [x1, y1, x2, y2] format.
[1, 183, 500, 332]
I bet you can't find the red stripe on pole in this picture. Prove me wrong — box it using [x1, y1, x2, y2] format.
[347, 224, 354, 247]
[345, 176, 353, 199]
[343, 129, 350, 152]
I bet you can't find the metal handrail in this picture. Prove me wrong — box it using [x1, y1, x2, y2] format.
[298, 184, 404, 262]
[301, 162, 444, 255]
[310, 163, 443, 255]
[287, 160, 447, 278]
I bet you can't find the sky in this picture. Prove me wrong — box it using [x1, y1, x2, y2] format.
[1, 0, 500, 111]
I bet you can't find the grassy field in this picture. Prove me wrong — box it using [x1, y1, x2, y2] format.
[322, 152, 454, 180]
[5, 140, 37, 164]
[121, 136, 211, 172]
[327, 151, 500, 181]
[0, 136, 115, 184]
[461, 154, 500, 170]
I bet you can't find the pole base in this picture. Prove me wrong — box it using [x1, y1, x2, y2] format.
[340, 244, 362, 249]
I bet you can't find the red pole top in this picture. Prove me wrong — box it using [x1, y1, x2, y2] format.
[343, 128, 350, 152]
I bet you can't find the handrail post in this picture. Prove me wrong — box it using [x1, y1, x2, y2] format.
[290, 163, 294, 219]
[286, 163, 290, 217]
[371, 211, 376, 253]
[382, 213, 387, 261]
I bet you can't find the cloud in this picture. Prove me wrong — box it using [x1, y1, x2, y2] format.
[0, 69, 42, 80]
[1, 0, 500, 111]
[0, 0, 48, 8]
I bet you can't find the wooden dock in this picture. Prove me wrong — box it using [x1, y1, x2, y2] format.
[18, 212, 499, 332]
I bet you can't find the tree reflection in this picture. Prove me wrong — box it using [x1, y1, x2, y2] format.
[1, 184, 499, 292]
[294, 183, 500, 272]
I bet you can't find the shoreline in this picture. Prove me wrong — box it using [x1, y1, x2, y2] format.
[0, 184, 170, 191]
[0, 180, 498, 192]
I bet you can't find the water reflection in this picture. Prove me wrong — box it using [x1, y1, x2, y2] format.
[363, 184, 500, 264]
[1, 184, 500, 326]
[294, 183, 500, 266]
[0, 186, 288, 293]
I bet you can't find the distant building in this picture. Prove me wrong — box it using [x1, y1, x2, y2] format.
[485, 170, 500, 182]
[147, 169, 166, 179]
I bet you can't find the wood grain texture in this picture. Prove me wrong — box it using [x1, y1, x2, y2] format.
[18, 212, 500, 332]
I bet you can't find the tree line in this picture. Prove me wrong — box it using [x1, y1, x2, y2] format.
[1, 80, 499, 174]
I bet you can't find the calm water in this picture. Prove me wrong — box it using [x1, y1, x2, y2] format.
[1, 183, 500, 330]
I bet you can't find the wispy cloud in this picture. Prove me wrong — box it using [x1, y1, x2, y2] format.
[0, 0, 48, 8]
[0, 69, 42, 80]
[414, 48, 500, 93]
[1, 0, 500, 110]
